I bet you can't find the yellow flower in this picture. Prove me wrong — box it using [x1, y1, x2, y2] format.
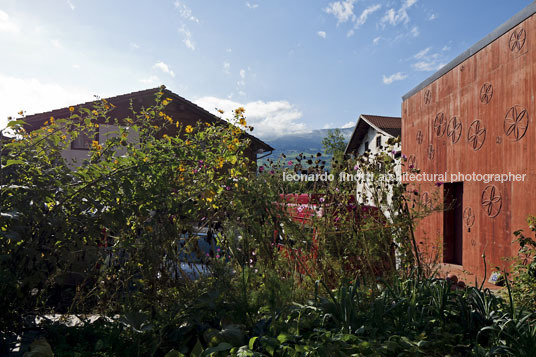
[91, 140, 100, 149]
[143, 157, 148, 162]
[228, 144, 237, 151]
[205, 122, 211, 127]
[47, 128, 54, 133]
[176, 121, 180, 128]
[163, 134, 171, 142]
[217, 157, 224, 168]
[179, 165, 185, 172]
[146, 226, 153, 232]
[69, 106, 75, 112]
[44, 121, 49, 126]
[92, 110, 98, 116]
[232, 138, 239, 144]
[61, 135, 67, 140]
[18, 110, 23, 116]
[50, 116, 55, 124]
[185, 125, 193, 133]
[162, 100, 169, 106]
[206, 197, 213, 203]
[239, 118, 247, 126]
[159, 111, 164, 117]
[95, 124, 99, 128]
[114, 159, 118, 165]
[185, 139, 191, 145]
[235, 107, 245, 115]
[217, 109, 224, 114]
[165, 97, 172, 102]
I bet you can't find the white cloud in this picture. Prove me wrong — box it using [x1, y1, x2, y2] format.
[382, 72, 407, 84]
[356, 4, 381, 26]
[72, 64, 80, 69]
[66, 0, 75, 10]
[373, 36, 381, 45]
[411, 46, 447, 72]
[414, 47, 430, 59]
[380, 0, 418, 27]
[342, 121, 355, 128]
[326, 2, 381, 37]
[194, 96, 309, 139]
[0, 10, 19, 33]
[317, 31, 327, 39]
[324, 0, 357, 25]
[178, 25, 195, 50]
[139, 75, 160, 85]
[237, 69, 246, 87]
[410, 26, 419, 37]
[174, 1, 199, 23]
[0, 74, 94, 128]
[346, 3, 381, 37]
[129, 42, 140, 49]
[412, 61, 445, 72]
[223, 62, 231, 74]
[153, 61, 175, 77]
[51, 39, 62, 49]
[428, 13, 436, 21]
[246, 2, 259, 9]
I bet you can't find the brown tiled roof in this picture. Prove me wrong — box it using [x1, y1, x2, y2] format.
[22, 86, 273, 153]
[344, 114, 401, 155]
[361, 114, 401, 137]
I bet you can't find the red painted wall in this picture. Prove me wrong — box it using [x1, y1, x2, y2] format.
[402, 15, 536, 279]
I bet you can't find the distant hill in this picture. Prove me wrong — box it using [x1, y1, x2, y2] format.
[260, 127, 354, 166]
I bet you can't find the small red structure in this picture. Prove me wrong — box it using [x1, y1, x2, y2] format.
[275, 193, 384, 277]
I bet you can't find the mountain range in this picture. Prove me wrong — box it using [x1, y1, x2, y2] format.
[259, 127, 354, 165]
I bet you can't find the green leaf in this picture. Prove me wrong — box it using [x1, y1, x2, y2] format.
[201, 342, 232, 356]
[165, 349, 185, 357]
[248, 336, 258, 350]
[4, 159, 24, 167]
[6, 119, 26, 128]
[276, 333, 293, 344]
[191, 339, 204, 357]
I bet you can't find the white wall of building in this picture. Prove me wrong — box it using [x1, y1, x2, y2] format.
[61, 124, 139, 166]
[354, 127, 401, 216]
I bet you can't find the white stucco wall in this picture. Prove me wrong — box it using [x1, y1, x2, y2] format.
[354, 127, 401, 216]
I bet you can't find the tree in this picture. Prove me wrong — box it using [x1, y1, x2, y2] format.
[322, 128, 347, 172]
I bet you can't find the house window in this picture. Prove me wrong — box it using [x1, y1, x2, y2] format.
[364, 141, 369, 151]
[71, 129, 99, 150]
[376, 136, 382, 148]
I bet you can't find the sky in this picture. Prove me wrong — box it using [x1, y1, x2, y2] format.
[0, 0, 533, 140]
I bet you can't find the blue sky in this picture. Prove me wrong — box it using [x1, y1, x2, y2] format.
[0, 0, 532, 139]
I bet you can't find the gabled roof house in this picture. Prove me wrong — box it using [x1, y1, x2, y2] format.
[22, 87, 273, 165]
[345, 114, 401, 156]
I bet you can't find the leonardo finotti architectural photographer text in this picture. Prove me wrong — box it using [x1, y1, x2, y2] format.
[282, 171, 527, 183]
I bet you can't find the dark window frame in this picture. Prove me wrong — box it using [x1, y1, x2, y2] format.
[71, 129, 100, 150]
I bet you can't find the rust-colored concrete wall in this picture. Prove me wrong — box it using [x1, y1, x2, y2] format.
[402, 15, 536, 279]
